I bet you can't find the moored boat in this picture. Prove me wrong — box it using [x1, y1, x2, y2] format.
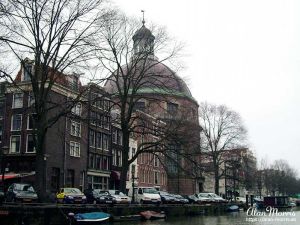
[140, 210, 166, 220]
[227, 205, 239, 212]
[69, 212, 110, 224]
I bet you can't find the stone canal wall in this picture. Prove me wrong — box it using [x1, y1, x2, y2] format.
[0, 203, 237, 225]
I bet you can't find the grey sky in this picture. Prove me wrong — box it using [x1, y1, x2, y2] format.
[113, 0, 300, 173]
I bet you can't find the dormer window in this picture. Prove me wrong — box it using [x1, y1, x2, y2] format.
[24, 64, 32, 81]
[69, 74, 79, 91]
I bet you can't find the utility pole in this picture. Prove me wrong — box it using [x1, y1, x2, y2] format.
[131, 168, 138, 203]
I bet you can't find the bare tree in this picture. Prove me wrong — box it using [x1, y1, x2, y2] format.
[0, 0, 110, 200]
[94, 13, 197, 193]
[270, 159, 298, 195]
[241, 151, 257, 193]
[199, 102, 247, 194]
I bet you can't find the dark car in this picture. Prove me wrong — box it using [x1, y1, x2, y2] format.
[185, 194, 202, 204]
[173, 194, 189, 204]
[6, 183, 38, 203]
[0, 188, 4, 204]
[84, 189, 114, 204]
[159, 191, 176, 204]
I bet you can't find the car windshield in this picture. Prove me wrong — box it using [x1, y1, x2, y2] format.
[91, 189, 100, 195]
[198, 193, 209, 197]
[159, 191, 169, 195]
[64, 188, 81, 194]
[15, 184, 35, 192]
[109, 190, 125, 196]
[210, 194, 221, 198]
[143, 188, 158, 194]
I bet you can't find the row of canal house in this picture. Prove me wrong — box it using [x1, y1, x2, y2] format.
[0, 22, 202, 196]
[0, 59, 166, 195]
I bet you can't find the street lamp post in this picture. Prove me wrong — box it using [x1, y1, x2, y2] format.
[131, 169, 138, 203]
[1, 146, 9, 192]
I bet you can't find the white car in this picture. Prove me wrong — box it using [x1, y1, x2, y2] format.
[198, 193, 227, 203]
[195, 193, 212, 203]
[236, 197, 247, 203]
[108, 190, 131, 204]
[135, 187, 161, 204]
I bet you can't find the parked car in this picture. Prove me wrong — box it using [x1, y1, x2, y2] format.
[236, 197, 247, 204]
[56, 188, 87, 204]
[195, 193, 213, 203]
[197, 193, 227, 203]
[173, 194, 189, 204]
[108, 190, 131, 204]
[0, 188, 5, 204]
[185, 194, 201, 204]
[5, 183, 38, 203]
[159, 191, 176, 204]
[84, 189, 114, 204]
[135, 187, 161, 204]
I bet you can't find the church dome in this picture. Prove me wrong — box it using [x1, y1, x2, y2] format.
[104, 58, 194, 100]
[104, 23, 195, 102]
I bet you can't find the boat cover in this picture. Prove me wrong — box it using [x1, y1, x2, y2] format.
[74, 212, 110, 221]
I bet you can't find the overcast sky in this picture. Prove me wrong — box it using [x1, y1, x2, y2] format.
[112, 0, 300, 173]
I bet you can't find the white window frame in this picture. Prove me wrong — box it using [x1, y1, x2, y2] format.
[96, 132, 102, 149]
[148, 170, 151, 184]
[112, 149, 117, 166]
[70, 120, 81, 137]
[89, 130, 95, 147]
[103, 134, 109, 151]
[117, 131, 123, 145]
[71, 103, 82, 116]
[70, 141, 80, 157]
[131, 147, 136, 159]
[28, 92, 35, 107]
[112, 129, 117, 144]
[154, 155, 159, 167]
[117, 150, 122, 166]
[12, 93, 23, 109]
[154, 171, 160, 185]
[103, 156, 108, 170]
[26, 134, 36, 153]
[10, 135, 21, 153]
[11, 114, 22, 131]
[27, 114, 36, 130]
[103, 116, 110, 130]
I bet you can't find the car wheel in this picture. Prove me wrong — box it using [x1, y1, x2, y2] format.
[140, 200, 144, 205]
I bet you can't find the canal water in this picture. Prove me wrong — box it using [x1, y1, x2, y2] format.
[115, 207, 300, 225]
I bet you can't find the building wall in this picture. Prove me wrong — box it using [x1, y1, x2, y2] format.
[202, 148, 257, 198]
[126, 138, 138, 196]
[85, 85, 112, 191]
[136, 95, 200, 194]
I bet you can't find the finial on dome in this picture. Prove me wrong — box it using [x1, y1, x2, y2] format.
[141, 10, 145, 26]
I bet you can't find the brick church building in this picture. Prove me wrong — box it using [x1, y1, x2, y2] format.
[104, 21, 202, 194]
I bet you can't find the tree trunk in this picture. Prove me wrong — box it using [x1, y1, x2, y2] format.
[35, 152, 46, 202]
[119, 131, 130, 193]
[34, 114, 47, 202]
[214, 168, 219, 195]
